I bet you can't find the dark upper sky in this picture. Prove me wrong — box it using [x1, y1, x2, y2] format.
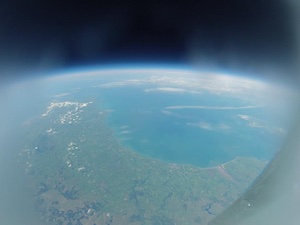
[0, 0, 298, 83]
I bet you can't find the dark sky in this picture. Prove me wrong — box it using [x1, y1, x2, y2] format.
[0, 0, 298, 83]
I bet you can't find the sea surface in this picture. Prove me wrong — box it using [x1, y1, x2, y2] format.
[98, 85, 283, 167]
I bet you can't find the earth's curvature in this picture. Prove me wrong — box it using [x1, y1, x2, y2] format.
[3, 67, 291, 225]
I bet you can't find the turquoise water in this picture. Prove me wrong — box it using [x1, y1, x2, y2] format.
[97, 85, 283, 167]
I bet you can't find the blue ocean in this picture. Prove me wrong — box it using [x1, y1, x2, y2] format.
[98, 85, 284, 167]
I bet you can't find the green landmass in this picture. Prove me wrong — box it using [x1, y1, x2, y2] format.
[19, 101, 266, 225]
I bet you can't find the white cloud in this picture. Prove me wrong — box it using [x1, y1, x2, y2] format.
[237, 114, 264, 128]
[87, 68, 272, 103]
[53, 92, 71, 98]
[161, 110, 193, 119]
[119, 130, 131, 134]
[187, 122, 231, 131]
[218, 123, 231, 130]
[237, 114, 286, 135]
[145, 87, 201, 94]
[165, 105, 263, 110]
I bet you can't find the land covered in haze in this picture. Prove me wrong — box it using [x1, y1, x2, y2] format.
[19, 100, 266, 225]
